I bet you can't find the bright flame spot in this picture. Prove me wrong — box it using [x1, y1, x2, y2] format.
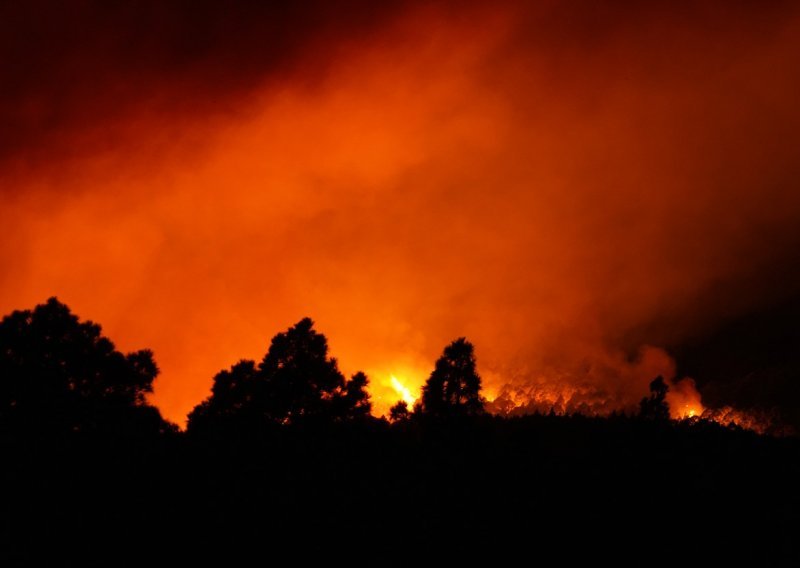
[390, 375, 417, 407]
[673, 403, 703, 419]
[665, 377, 705, 420]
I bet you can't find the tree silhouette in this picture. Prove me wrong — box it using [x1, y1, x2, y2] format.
[259, 317, 351, 422]
[639, 376, 670, 420]
[419, 338, 485, 417]
[335, 371, 372, 420]
[0, 297, 170, 436]
[188, 318, 372, 432]
[186, 360, 261, 432]
[389, 400, 410, 422]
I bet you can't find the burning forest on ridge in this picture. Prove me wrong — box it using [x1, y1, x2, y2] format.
[2, 0, 800, 431]
[1, 1, 799, 563]
[486, 381, 779, 434]
[0, 297, 785, 434]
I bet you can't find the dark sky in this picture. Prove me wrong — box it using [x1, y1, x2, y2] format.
[1, 0, 799, 426]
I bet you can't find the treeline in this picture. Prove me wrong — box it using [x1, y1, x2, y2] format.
[1, 299, 798, 564]
[0, 297, 694, 439]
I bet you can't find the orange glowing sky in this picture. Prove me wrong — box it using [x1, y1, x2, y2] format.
[2, 1, 800, 425]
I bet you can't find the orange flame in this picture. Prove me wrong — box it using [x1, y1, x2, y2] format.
[665, 377, 704, 419]
[390, 375, 417, 407]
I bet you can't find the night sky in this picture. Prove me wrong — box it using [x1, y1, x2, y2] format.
[2, 0, 799, 427]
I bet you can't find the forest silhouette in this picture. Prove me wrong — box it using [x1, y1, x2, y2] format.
[0, 298, 797, 564]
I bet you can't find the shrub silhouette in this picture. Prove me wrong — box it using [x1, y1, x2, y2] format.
[419, 337, 485, 417]
[0, 297, 170, 436]
[188, 317, 372, 432]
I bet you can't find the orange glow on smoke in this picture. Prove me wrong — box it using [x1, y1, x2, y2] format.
[1, 2, 800, 427]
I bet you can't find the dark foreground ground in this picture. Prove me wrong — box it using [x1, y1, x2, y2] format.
[1, 416, 798, 566]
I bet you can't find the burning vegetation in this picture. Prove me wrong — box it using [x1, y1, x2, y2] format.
[0, 298, 786, 436]
[485, 377, 781, 434]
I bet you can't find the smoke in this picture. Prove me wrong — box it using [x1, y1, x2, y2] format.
[1, 1, 800, 424]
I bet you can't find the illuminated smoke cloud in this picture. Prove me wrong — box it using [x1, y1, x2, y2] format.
[1, 1, 799, 426]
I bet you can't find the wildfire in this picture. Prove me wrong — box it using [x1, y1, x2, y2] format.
[665, 378, 705, 420]
[485, 378, 778, 434]
[390, 375, 417, 407]
[698, 406, 775, 434]
[485, 382, 617, 417]
[670, 403, 704, 419]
